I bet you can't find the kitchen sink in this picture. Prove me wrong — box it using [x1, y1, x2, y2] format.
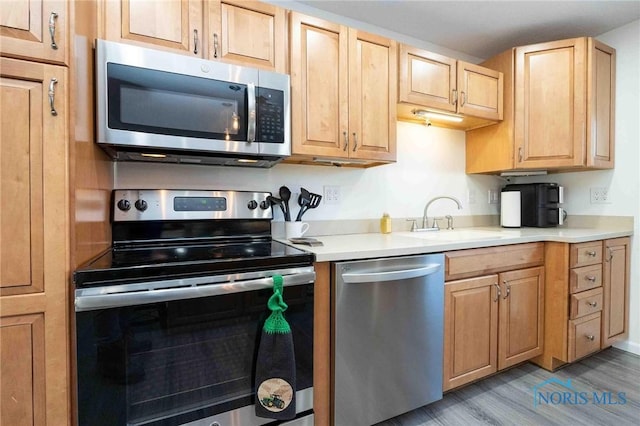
[398, 229, 504, 241]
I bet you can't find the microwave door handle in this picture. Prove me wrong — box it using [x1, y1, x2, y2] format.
[247, 83, 256, 143]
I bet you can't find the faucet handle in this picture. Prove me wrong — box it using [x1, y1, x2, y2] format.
[432, 217, 445, 230]
[406, 219, 418, 231]
[445, 215, 454, 230]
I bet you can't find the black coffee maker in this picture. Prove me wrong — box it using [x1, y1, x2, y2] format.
[501, 183, 566, 227]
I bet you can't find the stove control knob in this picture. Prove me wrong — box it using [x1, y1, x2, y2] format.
[135, 199, 148, 212]
[117, 199, 131, 211]
[247, 200, 258, 210]
[259, 200, 270, 210]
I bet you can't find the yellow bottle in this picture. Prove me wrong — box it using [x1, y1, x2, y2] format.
[380, 213, 392, 234]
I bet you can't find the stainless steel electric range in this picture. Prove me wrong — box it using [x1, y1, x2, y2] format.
[74, 190, 315, 426]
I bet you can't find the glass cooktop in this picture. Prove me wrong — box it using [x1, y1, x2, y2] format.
[74, 240, 314, 288]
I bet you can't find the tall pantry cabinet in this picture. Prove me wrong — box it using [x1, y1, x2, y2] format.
[1, 8, 70, 426]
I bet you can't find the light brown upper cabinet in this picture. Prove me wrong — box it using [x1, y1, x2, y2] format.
[102, 0, 287, 71]
[288, 12, 397, 166]
[466, 37, 615, 174]
[0, 0, 68, 65]
[103, 0, 204, 56]
[398, 44, 503, 130]
[207, 0, 287, 72]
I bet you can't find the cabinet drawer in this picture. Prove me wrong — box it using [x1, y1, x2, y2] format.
[570, 242, 603, 268]
[570, 264, 602, 293]
[570, 287, 603, 319]
[568, 312, 601, 361]
[445, 243, 543, 281]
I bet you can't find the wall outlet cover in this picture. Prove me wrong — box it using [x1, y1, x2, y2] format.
[590, 187, 611, 204]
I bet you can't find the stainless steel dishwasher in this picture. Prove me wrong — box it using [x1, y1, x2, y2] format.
[334, 253, 444, 426]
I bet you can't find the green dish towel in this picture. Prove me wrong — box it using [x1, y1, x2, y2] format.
[255, 275, 297, 420]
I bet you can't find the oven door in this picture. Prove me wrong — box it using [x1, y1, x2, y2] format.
[75, 267, 315, 426]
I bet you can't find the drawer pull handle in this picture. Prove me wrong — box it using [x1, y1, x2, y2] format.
[49, 12, 59, 50]
[502, 281, 510, 299]
[586, 250, 597, 257]
[587, 301, 598, 308]
[585, 275, 597, 282]
[493, 283, 501, 302]
[586, 335, 595, 341]
[48, 78, 58, 116]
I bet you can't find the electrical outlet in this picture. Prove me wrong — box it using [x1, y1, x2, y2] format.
[488, 188, 500, 204]
[467, 189, 477, 205]
[323, 185, 341, 204]
[590, 187, 611, 204]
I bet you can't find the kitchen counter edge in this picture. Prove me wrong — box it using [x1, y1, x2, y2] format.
[276, 226, 634, 262]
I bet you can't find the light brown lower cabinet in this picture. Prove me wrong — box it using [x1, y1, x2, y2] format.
[443, 243, 544, 391]
[532, 237, 630, 371]
[601, 237, 631, 347]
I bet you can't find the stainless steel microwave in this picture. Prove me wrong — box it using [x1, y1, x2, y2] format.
[95, 39, 290, 167]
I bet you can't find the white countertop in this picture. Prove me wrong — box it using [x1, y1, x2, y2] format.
[278, 225, 634, 262]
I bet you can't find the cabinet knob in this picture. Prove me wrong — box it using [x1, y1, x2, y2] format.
[587, 301, 598, 308]
[585, 275, 597, 282]
[586, 250, 597, 257]
[586, 335, 595, 341]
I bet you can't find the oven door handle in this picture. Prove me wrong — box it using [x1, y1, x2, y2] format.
[75, 271, 316, 311]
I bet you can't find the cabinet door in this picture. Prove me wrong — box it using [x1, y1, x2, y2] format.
[601, 237, 630, 347]
[498, 266, 544, 370]
[457, 61, 503, 121]
[587, 39, 615, 169]
[348, 30, 397, 162]
[207, 0, 286, 72]
[103, 0, 203, 56]
[0, 58, 69, 426]
[443, 275, 499, 391]
[290, 13, 348, 157]
[514, 38, 586, 169]
[398, 44, 456, 112]
[0, 0, 67, 64]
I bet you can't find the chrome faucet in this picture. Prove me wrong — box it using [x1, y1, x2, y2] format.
[422, 196, 463, 230]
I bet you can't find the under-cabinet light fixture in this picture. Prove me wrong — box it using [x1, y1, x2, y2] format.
[140, 153, 167, 158]
[412, 109, 464, 123]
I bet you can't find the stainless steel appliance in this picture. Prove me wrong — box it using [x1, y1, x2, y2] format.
[74, 190, 314, 426]
[502, 183, 566, 227]
[334, 254, 445, 425]
[96, 39, 290, 167]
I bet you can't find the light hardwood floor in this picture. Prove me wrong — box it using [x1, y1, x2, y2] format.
[378, 348, 640, 425]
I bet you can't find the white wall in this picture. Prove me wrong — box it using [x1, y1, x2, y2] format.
[516, 19, 640, 354]
[116, 123, 502, 222]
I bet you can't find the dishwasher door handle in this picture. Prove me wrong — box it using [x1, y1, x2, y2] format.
[341, 263, 441, 284]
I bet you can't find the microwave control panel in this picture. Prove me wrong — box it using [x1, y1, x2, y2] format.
[256, 87, 284, 143]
